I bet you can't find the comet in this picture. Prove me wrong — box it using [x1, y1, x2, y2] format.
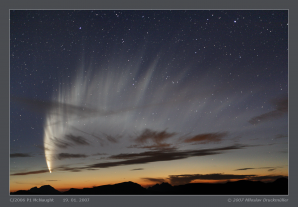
[42, 54, 228, 174]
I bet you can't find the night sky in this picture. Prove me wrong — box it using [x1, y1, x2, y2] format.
[10, 10, 288, 192]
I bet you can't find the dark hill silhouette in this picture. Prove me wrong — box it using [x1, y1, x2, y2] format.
[63, 181, 148, 195]
[12, 185, 61, 195]
[10, 178, 288, 195]
[147, 182, 173, 193]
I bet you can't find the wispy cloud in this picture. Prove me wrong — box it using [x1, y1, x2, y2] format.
[168, 173, 256, 185]
[56, 153, 88, 160]
[10, 153, 32, 158]
[234, 168, 255, 171]
[11, 169, 49, 176]
[126, 128, 178, 150]
[142, 177, 166, 183]
[10, 144, 250, 175]
[252, 175, 288, 181]
[92, 153, 107, 156]
[135, 128, 176, 144]
[249, 96, 288, 125]
[131, 168, 144, 171]
[54, 166, 83, 172]
[100, 132, 121, 143]
[144, 173, 288, 186]
[183, 132, 228, 144]
[234, 166, 283, 172]
[128, 143, 176, 150]
[85, 144, 247, 170]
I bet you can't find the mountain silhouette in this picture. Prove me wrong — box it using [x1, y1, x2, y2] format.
[147, 182, 173, 193]
[12, 185, 61, 195]
[29, 185, 61, 194]
[64, 181, 148, 195]
[10, 178, 288, 195]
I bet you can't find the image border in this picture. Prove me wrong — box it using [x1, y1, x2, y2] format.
[2, 0, 297, 207]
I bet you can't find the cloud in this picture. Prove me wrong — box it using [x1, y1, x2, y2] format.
[56, 153, 88, 160]
[234, 166, 283, 171]
[100, 132, 121, 143]
[234, 168, 255, 171]
[85, 144, 247, 169]
[54, 165, 84, 172]
[249, 96, 288, 125]
[92, 153, 107, 156]
[251, 175, 288, 181]
[65, 134, 90, 145]
[183, 132, 228, 144]
[131, 168, 144, 171]
[135, 128, 176, 144]
[145, 173, 288, 186]
[10, 153, 31, 158]
[128, 128, 177, 149]
[10, 169, 49, 176]
[142, 177, 166, 183]
[168, 173, 256, 185]
[10, 144, 250, 175]
[128, 143, 176, 150]
[12, 145, 250, 175]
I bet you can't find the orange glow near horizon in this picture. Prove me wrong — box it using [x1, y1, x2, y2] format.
[10, 173, 289, 193]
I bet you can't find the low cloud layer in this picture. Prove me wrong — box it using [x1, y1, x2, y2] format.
[234, 168, 255, 171]
[235, 166, 283, 172]
[128, 143, 175, 150]
[144, 173, 288, 186]
[10, 144, 251, 175]
[11, 169, 49, 176]
[131, 168, 144, 171]
[10, 153, 31, 158]
[86, 144, 246, 170]
[168, 173, 255, 185]
[142, 177, 167, 184]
